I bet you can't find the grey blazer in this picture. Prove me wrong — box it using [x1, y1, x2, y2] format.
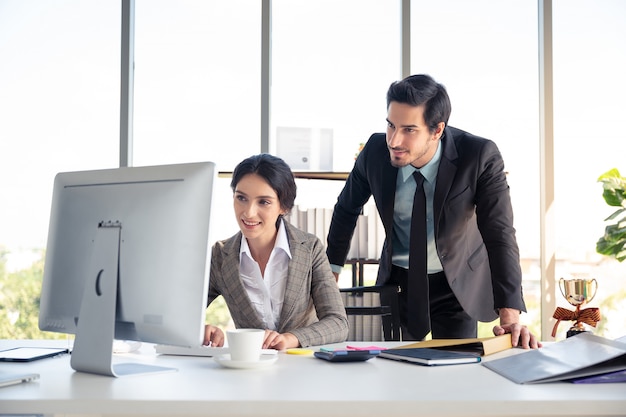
[327, 127, 527, 322]
[208, 221, 349, 347]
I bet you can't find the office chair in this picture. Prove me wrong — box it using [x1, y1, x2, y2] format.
[340, 284, 401, 341]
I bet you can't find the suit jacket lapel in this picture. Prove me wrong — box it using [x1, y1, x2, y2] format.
[222, 233, 264, 328]
[277, 223, 305, 331]
[380, 160, 397, 233]
[222, 233, 242, 273]
[434, 129, 458, 227]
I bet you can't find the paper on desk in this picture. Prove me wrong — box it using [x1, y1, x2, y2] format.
[570, 334, 626, 384]
[482, 333, 626, 384]
[571, 369, 626, 384]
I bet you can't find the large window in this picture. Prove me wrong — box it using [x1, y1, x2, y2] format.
[132, 0, 262, 241]
[1, 0, 625, 340]
[0, 0, 120, 270]
[410, 0, 542, 332]
[133, 0, 261, 171]
[552, 0, 626, 339]
[270, 0, 401, 211]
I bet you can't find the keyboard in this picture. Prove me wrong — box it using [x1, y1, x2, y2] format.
[0, 372, 40, 388]
[154, 344, 277, 357]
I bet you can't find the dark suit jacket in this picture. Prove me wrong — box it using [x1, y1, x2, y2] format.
[208, 221, 349, 347]
[327, 127, 526, 322]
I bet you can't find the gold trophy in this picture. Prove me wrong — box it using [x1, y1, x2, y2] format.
[551, 278, 601, 338]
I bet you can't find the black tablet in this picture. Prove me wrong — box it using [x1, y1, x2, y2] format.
[0, 347, 69, 362]
[314, 349, 380, 362]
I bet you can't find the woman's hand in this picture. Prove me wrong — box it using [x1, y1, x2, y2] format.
[262, 330, 299, 350]
[203, 324, 225, 347]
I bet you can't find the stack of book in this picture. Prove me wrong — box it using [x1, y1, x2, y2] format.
[376, 334, 513, 366]
[286, 200, 384, 260]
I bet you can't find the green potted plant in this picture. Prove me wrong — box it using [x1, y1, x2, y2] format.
[596, 168, 626, 262]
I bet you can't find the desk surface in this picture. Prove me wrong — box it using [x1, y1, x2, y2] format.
[1, 339, 624, 417]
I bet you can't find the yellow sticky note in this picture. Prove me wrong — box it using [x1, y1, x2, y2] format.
[286, 348, 314, 355]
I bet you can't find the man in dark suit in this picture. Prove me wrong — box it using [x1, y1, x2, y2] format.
[326, 74, 540, 349]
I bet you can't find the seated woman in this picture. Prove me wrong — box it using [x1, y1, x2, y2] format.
[204, 153, 349, 350]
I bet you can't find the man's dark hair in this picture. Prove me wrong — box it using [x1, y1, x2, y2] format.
[386, 74, 452, 133]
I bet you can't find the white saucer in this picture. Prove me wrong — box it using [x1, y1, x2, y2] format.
[214, 354, 278, 369]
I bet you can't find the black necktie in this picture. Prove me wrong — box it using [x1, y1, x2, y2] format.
[407, 171, 430, 339]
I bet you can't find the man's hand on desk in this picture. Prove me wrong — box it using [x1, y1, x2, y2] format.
[493, 307, 542, 350]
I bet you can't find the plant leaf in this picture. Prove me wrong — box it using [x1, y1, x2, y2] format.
[598, 168, 626, 207]
[597, 168, 626, 262]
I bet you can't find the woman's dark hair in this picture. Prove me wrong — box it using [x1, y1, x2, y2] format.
[386, 74, 452, 133]
[231, 153, 297, 217]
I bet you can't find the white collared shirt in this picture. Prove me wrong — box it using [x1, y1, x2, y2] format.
[239, 219, 292, 330]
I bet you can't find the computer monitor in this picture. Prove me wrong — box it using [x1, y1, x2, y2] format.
[39, 162, 216, 377]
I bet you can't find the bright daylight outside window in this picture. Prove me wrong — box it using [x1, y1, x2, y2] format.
[0, 0, 624, 341]
[551, 0, 626, 340]
[409, 0, 541, 336]
[270, 0, 401, 292]
[0, 1, 120, 339]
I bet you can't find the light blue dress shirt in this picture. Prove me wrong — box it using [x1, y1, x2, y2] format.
[392, 142, 443, 274]
[330, 141, 444, 275]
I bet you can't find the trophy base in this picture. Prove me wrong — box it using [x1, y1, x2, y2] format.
[566, 328, 589, 338]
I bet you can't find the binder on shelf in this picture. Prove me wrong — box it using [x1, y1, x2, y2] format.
[314, 208, 325, 242]
[287, 201, 383, 263]
[365, 204, 378, 259]
[357, 215, 368, 259]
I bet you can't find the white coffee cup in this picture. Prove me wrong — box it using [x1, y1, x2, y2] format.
[226, 328, 265, 362]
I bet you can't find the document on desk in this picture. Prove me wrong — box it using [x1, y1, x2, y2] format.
[482, 333, 626, 384]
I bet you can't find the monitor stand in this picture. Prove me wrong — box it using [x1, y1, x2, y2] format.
[70, 222, 177, 377]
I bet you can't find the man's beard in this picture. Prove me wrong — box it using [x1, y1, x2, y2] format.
[388, 149, 411, 168]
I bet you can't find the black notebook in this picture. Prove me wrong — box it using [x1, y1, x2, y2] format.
[0, 347, 69, 362]
[378, 347, 481, 366]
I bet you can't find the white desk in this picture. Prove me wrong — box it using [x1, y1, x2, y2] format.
[1, 339, 624, 417]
